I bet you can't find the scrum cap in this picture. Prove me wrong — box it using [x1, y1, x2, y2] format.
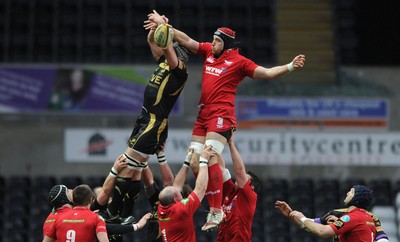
[347, 185, 373, 209]
[48, 184, 72, 208]
[173, 42, 189, 64]
[214, 27, 236, 51]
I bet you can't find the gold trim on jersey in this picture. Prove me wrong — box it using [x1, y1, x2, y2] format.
[136, 114, 157, 143]
[157, 118, 167, 142]
[155, 74, 169, 105]
[170, 85, 184, 96]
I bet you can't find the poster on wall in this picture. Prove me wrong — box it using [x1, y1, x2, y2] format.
[65, 128, 400, 166]
[236, 97, 389, 129]
[0, 66, 183, 115]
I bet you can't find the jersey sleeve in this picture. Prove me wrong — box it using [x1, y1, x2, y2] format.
[171, 61, 188, 83]
[329, 214, 356, 235]
[198, 42, 213, 58]
[241, 57, 259, 78]
[238, 179, 257, 204]
[183, 192, 201, 215]
[223, 179, 235, 198]
[45, 220, 57, 239]
[95, 215, 108, 234]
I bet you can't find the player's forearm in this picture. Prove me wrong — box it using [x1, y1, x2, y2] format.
[158, 163, 175, 186]
[163, 44, 179, 69]
[96, 232, 109, 242]
[172, 27, 199, 54]
[172, 28, 190, 44]
[194, 164, 208, 198]
[229, 142, 247, 184]
[148, 29, 155, 44]
[172, 165, 189, 190]
[253, 64, 290, 80]
[303, 220, 334, 238]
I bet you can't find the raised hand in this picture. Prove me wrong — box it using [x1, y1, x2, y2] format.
[275, 200, 293, 217]
[292, 54, 305, 69]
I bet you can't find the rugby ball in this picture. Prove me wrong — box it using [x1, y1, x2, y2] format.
[154, 23, 174, 48]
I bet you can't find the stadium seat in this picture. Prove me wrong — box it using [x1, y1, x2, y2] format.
[291, 229, 316, 242]
[6, 232, 28, 242]
[340, 179, 365, 195]
[33, 176, 57, 191]
[60, 176, 82, 188]
[368, 179, 392, 205]
[85, 176, 106, 189]
[372, 206, 396, 221]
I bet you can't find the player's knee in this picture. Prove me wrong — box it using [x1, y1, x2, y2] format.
[190, 142, 204, 154]
[205, 139, 225, 154]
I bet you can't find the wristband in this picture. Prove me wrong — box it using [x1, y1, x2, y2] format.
[199, 163, 208, 167]
[199, 157, 208, 164]
[183, 161, 190, 167]
[109, 167, 118, 177]
[287, 62, 294, 72]
[300, 217, 313, 224]
[133, 224, 138, 231]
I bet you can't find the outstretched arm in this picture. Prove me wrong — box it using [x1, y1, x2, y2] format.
[156, 143, 175, 186]
[172, 149, 193, 192]
[145, 10, 199, 55]
[227, 135, 247, 188]
[147, 29, 164, 61]
[290, 210, 336, 238]
[96, 154, 128, 206]
[275, 200, 304, 229]
[193, 146, 214, 201]
[96, 232, 109, 242]
[253, 54, 305, 80]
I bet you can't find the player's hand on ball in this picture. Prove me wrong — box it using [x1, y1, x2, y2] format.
[154, 23, 174, 48]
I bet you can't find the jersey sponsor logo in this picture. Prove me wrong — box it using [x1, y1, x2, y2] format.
[205, 189, 221, 195]
[181, 198, 189, 205]
[63, 219, 85, 223]
[340, 215, 350, 222]
[205, 66, 226, 76]
[206, 57, 215, 63]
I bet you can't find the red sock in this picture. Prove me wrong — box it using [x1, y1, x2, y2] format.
[205, 163, 223, 211]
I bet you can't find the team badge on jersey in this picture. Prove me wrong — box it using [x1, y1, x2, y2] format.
[217, 117, 224, 128]
[340, 215, 350, 222]
[206, 57, 215, 63]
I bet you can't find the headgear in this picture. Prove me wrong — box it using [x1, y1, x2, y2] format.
[214, 27, 236, 51]
[346, 185, 373, 209]
[173, 42, 189, 64]
[48, 184, 73, 208]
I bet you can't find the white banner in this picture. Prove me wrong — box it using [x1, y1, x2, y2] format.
[65, 128, 400, 166]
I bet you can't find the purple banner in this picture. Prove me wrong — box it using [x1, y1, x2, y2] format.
[84, 73, 145, 112]
[0, 68, 56, 111]
[0, 67, 183, 115]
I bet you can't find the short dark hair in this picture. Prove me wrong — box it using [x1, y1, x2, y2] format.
[247, 171, 262, 194]
[73, 184, 95, 206]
